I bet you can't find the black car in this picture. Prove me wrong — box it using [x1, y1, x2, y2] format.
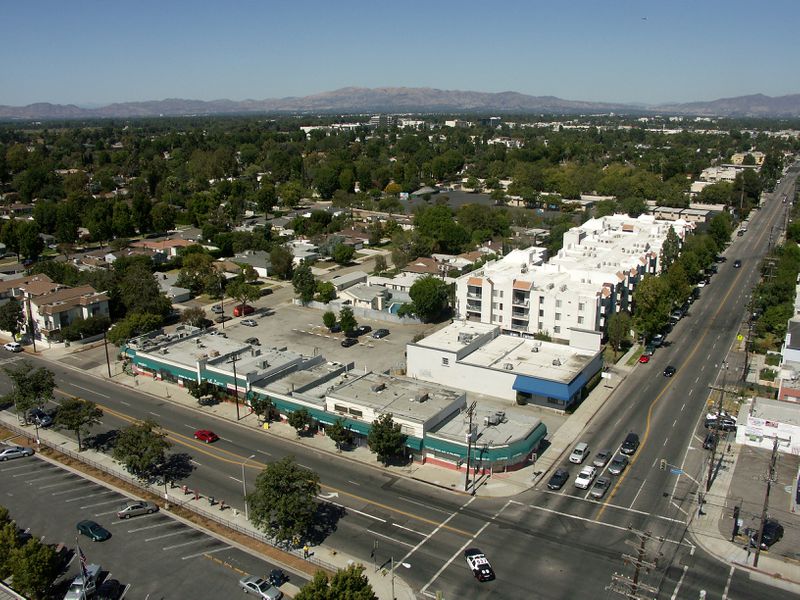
[702, 431, 718, 450]
[663, 366, 676, 377]
[268, 568, 287, 587]
[28, 407, 52, 428]
[245, 337, 260, 346]
[620, 432, 640, 455]
[77, 520, 111, 542]
[547, 468, 569, 490]
[705, 415, 737, 432]
[750, 519, 784, 549]
[733, 259, 742, 268]
[341, 338, 358, 348]
[329, 324, 341, 333]
[356, 325, 372, 335]
[464, 548, 495, 582]
[215, 315, 231, 324]
[96, 578, 123, 600]
[372, 328, 390, 339]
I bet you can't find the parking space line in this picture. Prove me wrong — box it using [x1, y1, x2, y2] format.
[182, 546, 233, 560]
[128, 523, 167, 533]
[52, 486, 93, 496]
[145, 530, 186, 542]
[40, 480, 79, 490]
[82, 498, 121, 509]
[0, 463, 38, 473]
[228, 476, 242, 483]
[65, 491, 115, 503]
[19, 472, 65, 482]
[95, 509, 124, 516]
[162, 538, 206, 551]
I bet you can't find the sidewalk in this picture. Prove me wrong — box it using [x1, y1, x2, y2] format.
[687, 441, 800, 594]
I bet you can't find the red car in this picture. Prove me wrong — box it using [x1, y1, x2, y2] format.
[638, 354, 650, 364]
[233, 304, 255, 317]
[194, 429, 219, 443]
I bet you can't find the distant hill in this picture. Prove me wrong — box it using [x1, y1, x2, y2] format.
[1, 87, 799, 120]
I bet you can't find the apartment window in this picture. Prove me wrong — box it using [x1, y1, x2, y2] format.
[555, 313, 561, 321]
[578, 302, 585, 311]
[348, 408, 363, 418]
[442, 357, 449, 366]
[554, 326, 561, 334]
[539, 309, 544, 317]
[539, 296, 545, 304]
[556, 299, 562, 308]
[577, 316, 584, 324]
[334, 404, 348, 414]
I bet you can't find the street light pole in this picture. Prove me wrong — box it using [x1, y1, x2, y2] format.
[103, 329, 112, 378]
[230, 353, 240, 421]
[241, 454, 255, 521]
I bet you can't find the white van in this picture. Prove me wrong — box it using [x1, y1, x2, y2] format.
[63, 564, 101, 600]
[569, 442, 589, 464]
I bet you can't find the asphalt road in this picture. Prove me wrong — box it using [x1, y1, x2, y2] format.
[1, 172, 796, 599]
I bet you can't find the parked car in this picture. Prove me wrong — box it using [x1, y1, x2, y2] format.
[341, 338, 358, 348]
[211, 304, 224, 314]
[733, 259, 742, 268]
[215, 315, 231, 324]
[569, 442, 589, 464]
[592, 449, 612, 468]
[590, 476, 611, 499]
[267, 569, 287, 587]
[77, 520, 111, 542]
[608, 454, 629, 475]
[329, 324, 341, 333]
[702, 432, 718, 450]
[638, 354, 651, 364]
[620, 432, 640, 455]
[96, 578, 123, 600]
[28, 407, 52, 427]
[750, 519, 784, 549]
[464, 548, 495, 582]
[3, 342, 22, 352]
[372, 328, 390, 339]
[0, 445, 34, 461]
[63, 564, 101, 600]
[651, 334, 664, 347]
[241, 318, 257, 327]
[663, 366, 676, 377]
[194, 429, 219, 443]
[238, 575, 283, 599]
[233, 304, 255, 317]
[355, 325, 372, 336]
[117, 501, 159, 519]
[547, 468, 570, 490]
[705, 413, 737, 431]
[245, 337, 260, 346]
[574, 466, 597, 489]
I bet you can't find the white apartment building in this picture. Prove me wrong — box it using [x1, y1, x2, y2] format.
[454, 214, 693, 341]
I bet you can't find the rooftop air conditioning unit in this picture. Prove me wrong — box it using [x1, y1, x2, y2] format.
[532, 345, 539, 353]
[415, 392, 429, 403]
[261, 360, 270, 368]
[552, 358, 561, 366]
[495, 411, 506, 422]
[160, 348, 168, 354]
[371, 382, 386, 392]
[503, 363, 514, 370]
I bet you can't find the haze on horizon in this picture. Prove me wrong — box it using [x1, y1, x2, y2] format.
[2, 0, 799, 108]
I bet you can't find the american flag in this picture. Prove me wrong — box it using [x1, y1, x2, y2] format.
[77, 543, 88, 582]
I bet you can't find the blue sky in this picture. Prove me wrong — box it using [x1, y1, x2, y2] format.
[2, 0, 798, 107]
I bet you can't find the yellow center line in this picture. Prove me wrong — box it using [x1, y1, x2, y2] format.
[595, 216, 771, 521]
[56, 389, 474, 537]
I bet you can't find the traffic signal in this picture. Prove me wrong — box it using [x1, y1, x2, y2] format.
[659, 459, 667, 471]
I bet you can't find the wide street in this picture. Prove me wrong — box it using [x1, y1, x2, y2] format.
[1, 175, 797, 599]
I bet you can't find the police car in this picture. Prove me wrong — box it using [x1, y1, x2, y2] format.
[464, 548, 495, 581]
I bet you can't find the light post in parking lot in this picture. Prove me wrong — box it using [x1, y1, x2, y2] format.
[241, 454, 255, 521]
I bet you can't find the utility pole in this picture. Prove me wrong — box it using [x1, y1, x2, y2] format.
[753, 436, 780, 567]
[706, 362, 727, 492]
[606, 529, 659, 600]
[229, 352, 240, 420]
[102, 329, 112, 378]
[463, 401, 477, 494]
[26, 296, 36, 353]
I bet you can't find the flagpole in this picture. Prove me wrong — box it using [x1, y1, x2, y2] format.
[76, 537, 87, 600]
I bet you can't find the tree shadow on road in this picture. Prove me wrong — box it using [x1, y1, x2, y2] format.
[307, 501, 346, 546]
[85, 429, 119, 452]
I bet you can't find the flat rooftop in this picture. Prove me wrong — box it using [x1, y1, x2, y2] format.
[415, 321, 497, 353]
[430, 401, 543, 448]
[461, 335, 594, 383]
[264, 360, 351, 401]
[328, 372, 465, 423]
[749, 397, 800, 426]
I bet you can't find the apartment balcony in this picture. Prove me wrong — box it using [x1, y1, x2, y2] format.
[511, 310, 529, 319]
[511, 297, 530, 307]
[466, 291, 482, 300]
[510, 322, 529, 331]
[466, 302, 482, 312]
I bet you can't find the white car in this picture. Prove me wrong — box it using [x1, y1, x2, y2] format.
[574, 466, 597, 489]
[241, 319, 257, 327]
[3, 342, 22, 352]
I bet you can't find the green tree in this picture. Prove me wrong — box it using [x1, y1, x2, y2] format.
[295, 564, 377, 600]
[226, 279, 261, 309]
[53, 397, 103, 451]
[176, 252, 217, 295]
[0, 298, 25, 340]
[606, 311, 632, 357]
[327, 418, 354, 452]
[322, 311, 337, 330]
[287, 408, 313, 436]
[707, 212, 733, 249]
[0, 519, 21, 580]
[3, 362, 55, 425]
[409, 275, 449, 322]
[107, 312, 163, 345]
[367, 413, 407, 465]
[8, 538, 59, 600]
[270, 245, 294, 280]
[117, 263, 171, 317]
[659, 226, 681, 271]
[315, 281, 336, 303]
[631, 276, 672, 341]
[249, 395, 274, 423]
[151, 201, 176, 232]
[332, 243, 355, 265]
[112, 419, 172, 482]
[373, 255, 388, 275]
[292, 263, 317, 304]
[339, 306, 357, 333]
[241, 264, 259, 283]
[17, 221, 44, 261]
[246, 456, 320, 544]
[180, 306, 208, 328]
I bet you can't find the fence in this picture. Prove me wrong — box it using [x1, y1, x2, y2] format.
[1, 420, 338, 575]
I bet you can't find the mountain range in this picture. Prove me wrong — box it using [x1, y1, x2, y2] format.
[1, 87, 800, 120]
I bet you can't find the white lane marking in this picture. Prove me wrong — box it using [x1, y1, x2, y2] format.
[65, 491, 115, 503]
[40, 481, 78, 490]
[144, 530, 185, 542]
[392, 523, 427, 537]
[370, 530, 415, 548]
[722, 564, 735, 600]
[681, 403, 686, 412]
[120, 401, 131, 406]
[190, 460, 202, 466]
[399, 495, 477, 566]
[347, 480, 361, 486]
[629, 478, 648, 509]
[149, 412, 161, 417]
[336, 503, 385, 522]
[670, 565, 689, 600]
[19, 472, 65, 481]
[163, 539, 206, 551]
[536, 489, 686, 524]
[70, 383, 110, 398]
[82, 498, 121, 509]
[420, 499, 509, 595]
[228, 476, 242, 483]
[52, 487, 92, 496]
[255, 449, 271, 456]
[397, 496, 452, 515]
[671, 501, 688, 516]
[95, 509, 123, 517]
[182, 546, 233, 560]
[128, 523, 166, 533]
[184, 424, 196, 430]
[219, 437, 232, 443]
[299, 464, 314, 470]
[672, 419, 677, 428]
[0, 463, 38, 472]
[663, 437, 669, 446]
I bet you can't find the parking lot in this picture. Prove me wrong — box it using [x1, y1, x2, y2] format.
[216, 303, 435, 374]
[0, 451, 301, 599]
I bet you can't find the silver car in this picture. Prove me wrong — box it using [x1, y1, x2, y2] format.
[117, 501, 159, 519]
[0, 445, 34, 461]
[608, 454, 628, 475]
[239, 575, 283, 600]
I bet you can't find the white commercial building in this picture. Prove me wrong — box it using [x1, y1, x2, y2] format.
[454, 214, 693, 341]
